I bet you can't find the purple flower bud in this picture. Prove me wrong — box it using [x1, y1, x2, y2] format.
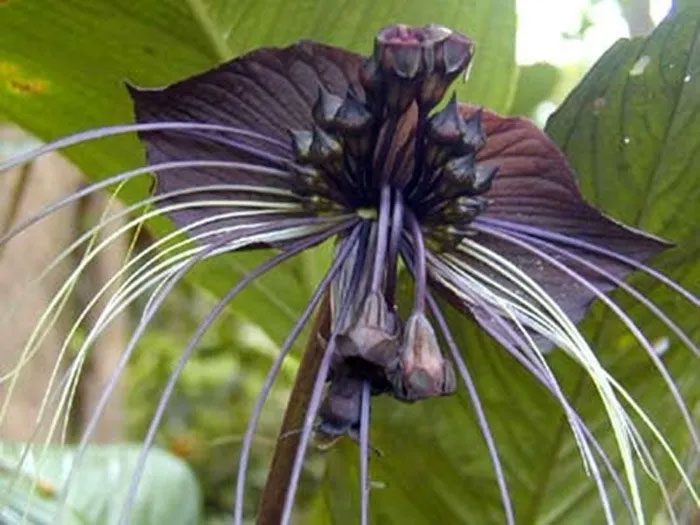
[391, 313, 456, 401]
[336, 290, 400, 368]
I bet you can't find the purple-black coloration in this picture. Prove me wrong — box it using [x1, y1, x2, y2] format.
[122, 24, 686, 524]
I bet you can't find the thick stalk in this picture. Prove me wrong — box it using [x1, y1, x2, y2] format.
[257, 294, 331, 524]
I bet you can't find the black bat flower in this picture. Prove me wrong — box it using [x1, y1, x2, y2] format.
[2, 23, 698, 525]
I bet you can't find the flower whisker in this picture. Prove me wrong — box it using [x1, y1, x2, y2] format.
[0, 121, 289, 173]
[116, 220, 358, 523]
[281, 225, 370, 524]
[475, 217, 699, 307]
[233, 225, 362, 524]
[476, 223, 699, 358]
[425, 293, 515, 525]
[471, 223, 700, 451]
[359, 379, 371, 525]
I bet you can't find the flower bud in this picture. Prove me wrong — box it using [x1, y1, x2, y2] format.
[289, 129, 313, 162]
[460, 109, 486, 151]
[334, 91, 374, 134]
[391, 313, 456, 401]
[472, 164, 498, 194]
[312, 87, 344, 128]
[428, 94, 464, 144]
[442, 153, 476, 187]
[336, 290, 400, 367]
[370, 24, 474, 112]
[317, 373, 363, 443]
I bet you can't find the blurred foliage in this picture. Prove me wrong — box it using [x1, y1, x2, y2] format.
[509, 63, 562, 118]
[125, 282, 305, 519]
[1, 0, 699, 524]
[0, 444, 200, 524]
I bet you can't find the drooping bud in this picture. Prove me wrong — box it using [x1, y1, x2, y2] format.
[471, 164, 498, 194]
[289, 129, 313, 162]
[312, 87, 344, 128]
[460, 108, 486, 151]
[317, 373, 363, 446]
[336, 290, 401, 368]
[390, 313, 456, 401]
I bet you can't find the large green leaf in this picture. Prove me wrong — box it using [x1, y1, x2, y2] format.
[314, 9, 700, 524]
[0, 443, 200, 524]
[0, 0, 516, 346]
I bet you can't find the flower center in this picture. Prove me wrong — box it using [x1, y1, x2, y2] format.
[289, 24, 497, 248]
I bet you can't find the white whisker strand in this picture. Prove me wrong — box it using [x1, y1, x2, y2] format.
[425, 292, 516, 525]
[280, 232, 368, 524]
[360, 380, 371, 525]
[459, 286, 630, 523]
[0, 208, 320, 453]
[0, 159, 303, 248]
[450, 239, 646, 521]
[471, 224, 700, 451]
[0, 122, 289, 172]
[118, 220, 357, 524]
[435, 253, 571, 351]
[54, 219, 352, 521]
[431, 254, 596, 473]
[0, 189, 314, 390]
[0, 194, 306, 396]
[482, 226, 699, 357]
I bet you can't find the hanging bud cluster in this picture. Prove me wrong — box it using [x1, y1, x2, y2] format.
[317, 227, 457, 445]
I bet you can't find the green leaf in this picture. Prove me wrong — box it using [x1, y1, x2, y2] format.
[0, 443, 200, 525]
[546, 7, 700, 241]
[509, 63, 561, 117]
[316, 8, 700, 523]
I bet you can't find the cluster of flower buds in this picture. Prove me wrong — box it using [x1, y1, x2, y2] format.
[424, 96, 495, 197]
[289, 87, 376, 208]
[318, 291, 456, 444]
[362, 24, 475, 113]
[418, 96, 498, 246]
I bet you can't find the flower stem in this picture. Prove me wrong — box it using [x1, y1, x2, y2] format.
[257, 294, 331, 525]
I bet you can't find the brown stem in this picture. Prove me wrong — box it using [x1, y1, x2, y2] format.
[257, 293, 331, 524]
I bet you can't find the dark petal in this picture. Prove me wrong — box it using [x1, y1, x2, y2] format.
[459, 104, 668, 257]
[433, 106, 671, 342]
[128, 42, 365, 233]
